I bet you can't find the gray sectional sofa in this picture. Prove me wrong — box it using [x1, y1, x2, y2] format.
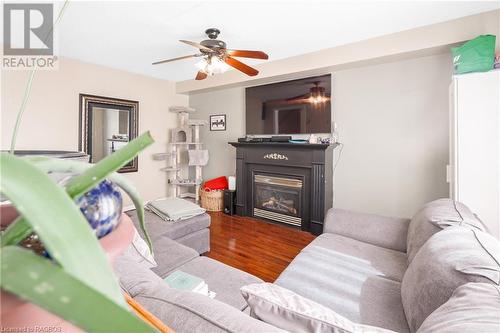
[115, 199, 500, 332]
[274, 199, 500, 332]
[126, 210, 211, 255]
[123, 210, 264, 312]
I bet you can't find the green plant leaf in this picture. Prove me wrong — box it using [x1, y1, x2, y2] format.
[65, 131, 154, 199]
[0, 217, 31, 247]
[0, 153, 125, 306]
[1, 246, 156, 333]
[9, 0, 70, 153]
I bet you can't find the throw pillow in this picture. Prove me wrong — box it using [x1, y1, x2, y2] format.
[130, 228, 157, 268]
[406, 199, 485, 263]
[401, 226, 500, 332]
[417, 283, 500, 333]
[241, 283, 397, 333]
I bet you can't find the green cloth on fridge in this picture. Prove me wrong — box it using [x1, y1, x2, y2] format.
[451, 35, 496, 74]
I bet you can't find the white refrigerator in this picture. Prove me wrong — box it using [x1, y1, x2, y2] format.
[449, 70, 500, 238]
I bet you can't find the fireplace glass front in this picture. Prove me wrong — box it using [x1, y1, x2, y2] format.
[253, 174, 303, 226]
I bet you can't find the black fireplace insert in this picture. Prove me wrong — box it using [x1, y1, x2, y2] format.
[253, 174, 303, 226]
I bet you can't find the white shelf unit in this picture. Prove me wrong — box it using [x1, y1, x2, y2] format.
[170, 142, 204, 145]
[170, 180, 203, 186]
[152, 152, 171, 160]
[160, 167, 180, 172]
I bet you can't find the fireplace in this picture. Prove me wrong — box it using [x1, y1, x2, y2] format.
[253, 174, 303, 226]
[229, 141, 336, 235]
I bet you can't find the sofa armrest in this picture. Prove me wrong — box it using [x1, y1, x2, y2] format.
[324, 208, 410, 252]
[135, 284, 287, 333]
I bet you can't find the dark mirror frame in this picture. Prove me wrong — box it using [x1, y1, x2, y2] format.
[79, 94, 139, 173]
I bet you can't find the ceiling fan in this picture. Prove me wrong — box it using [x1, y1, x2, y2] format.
[152, 28, 269, 80]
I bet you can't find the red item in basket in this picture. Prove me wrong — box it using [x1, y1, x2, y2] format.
[203, 176, 228, 190]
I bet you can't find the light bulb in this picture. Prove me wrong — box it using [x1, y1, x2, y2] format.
[195, 58, 208, 71]
[208, 57, 229, 74]
[195, 56, 229, 76]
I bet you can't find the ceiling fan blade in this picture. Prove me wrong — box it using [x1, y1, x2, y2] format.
[226, 50, 269, 59]
[179, 40, 214, 53]
[195, 71, 208, 80]
[224, 57, 259, 76]
[152, 54, 199, 65]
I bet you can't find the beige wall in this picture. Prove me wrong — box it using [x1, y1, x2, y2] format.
[188, 87, 244, 180]
[1, 57, 188, 205]
[332, 53, 452, 218]
[189, 53, 452, 218]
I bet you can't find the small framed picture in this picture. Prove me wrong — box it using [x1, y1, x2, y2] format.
[209, 114, 226, 131]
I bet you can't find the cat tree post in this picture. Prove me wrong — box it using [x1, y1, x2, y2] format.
[157, 106, 207, 203]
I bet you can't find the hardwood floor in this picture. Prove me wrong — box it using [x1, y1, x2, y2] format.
[204, 212, 316, 282]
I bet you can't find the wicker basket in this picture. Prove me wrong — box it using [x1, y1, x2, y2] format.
[200, 188, 224, 212]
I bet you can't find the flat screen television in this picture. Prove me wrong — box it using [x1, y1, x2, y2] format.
[246, 74, 331, 135]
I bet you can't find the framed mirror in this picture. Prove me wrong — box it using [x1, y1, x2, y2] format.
[79, 94, 139, 173]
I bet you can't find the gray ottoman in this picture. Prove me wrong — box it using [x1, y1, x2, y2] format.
[126, 210, 211, 254]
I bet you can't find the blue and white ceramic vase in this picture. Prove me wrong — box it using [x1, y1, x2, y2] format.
[76, 179, 123, 238]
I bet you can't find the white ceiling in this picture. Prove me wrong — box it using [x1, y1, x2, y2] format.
[52, 1, 499, 82]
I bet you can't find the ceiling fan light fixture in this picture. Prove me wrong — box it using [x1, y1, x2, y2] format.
[195, 55, 229, 76]
[309, 85, 327, 104]
[153, 29, 267, 80]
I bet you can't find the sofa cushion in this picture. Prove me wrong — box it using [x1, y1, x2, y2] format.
[417, 283, 500, 333]
[302, 233, 407, 282]
[175, 228, 210, 254]
[241, 282, 397, 333]
[406, 199, 485, 263]
[126, 209, 211, 241]
[401, 227, 500, 332]
[113, 247, 165, 297]
[276, 244, 410, 333]
[174, 256, 263, 310]
[134, 281, 286, 333]
[324, 208, 410, 252]
[150, 236, 199, 278]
